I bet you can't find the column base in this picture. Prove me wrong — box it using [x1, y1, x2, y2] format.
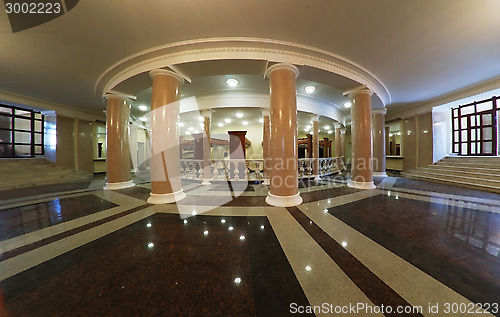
[262, 178, 270, 185]
[147, 189, 186, 204]
[104, 180, 135, 190]
[202, 179, 212, 185]
[265, 192, 303, 207]
[372, 172, 388, 177]
[347, 179, 376, 190]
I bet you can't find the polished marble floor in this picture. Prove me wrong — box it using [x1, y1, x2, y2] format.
[0, 175, 499, 316]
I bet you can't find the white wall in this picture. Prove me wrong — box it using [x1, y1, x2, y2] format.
[432, 107, 452, 163]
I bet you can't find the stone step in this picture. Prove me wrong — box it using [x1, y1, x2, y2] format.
[403, 169, 500, 189]
[401, 172, 500, 193]
[425, 165, 500, 176]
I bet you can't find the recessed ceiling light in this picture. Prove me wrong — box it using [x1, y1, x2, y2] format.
[304, 85, 316, 93]
[226, 78, 239, 87]
[225, 118, 232, 123]
[138, 105, 148, 111]
[324, 125, 330, 130]
[328, 130, 333, 134]
[242, 121, 248, 126]
[258, 118, 264, 123]
[178, 122, 184, 127]
[217, 123, 224, 127]
[139, 117, 148, 122]
[188, 127, 194, 131]
[235, 112, 244, 118]
[344, 102, 352, 108]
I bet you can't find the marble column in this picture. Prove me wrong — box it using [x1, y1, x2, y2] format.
[312, 115, 320, 181]
[334, 123, 341, 170]
[265, 63, 302, 207]
[201, 109, 212, 185]
[262, 108, 271, 185]
[148, 69, 186, 204]
[323, 137, 330, 157]
[372, 108, 388, 177]
[385, 126, 391, 155]
[340, 127, 346, 168]
[344, 85, 376, 189]
[103, 94, 135, 190]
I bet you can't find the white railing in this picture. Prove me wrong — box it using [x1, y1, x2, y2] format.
[181, 157, 343, 182]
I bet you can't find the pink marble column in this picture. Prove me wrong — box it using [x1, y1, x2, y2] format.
[312, 114, 320, 180]
[344, 86, 376, 189]
[148, 69, 186, 204]
[334, 122, 342, 170]
[103, 94, 135, 190]
[201, 109, 212, 185]
[372, 108, 387, 177]
[262, 108, 271, 185]
[265, 63, 302, 207]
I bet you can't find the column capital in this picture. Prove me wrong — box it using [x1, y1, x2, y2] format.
[334, 122, 341, 129]
[103, 92, 134, 104]
[201, 108, 213, 119]
[311, 114, 320, 122]
[261, 108, 270, 117]
[372, 107, 387, 115]
[265, 63, 299, 78]
[149, 69, 185, 85]
[343, 85, 373, 98]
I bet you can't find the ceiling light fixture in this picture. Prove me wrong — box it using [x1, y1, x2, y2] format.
[217, 123, 224, 127]
[139, 117, 148, 122]
[235, 112, 244, 118]
[242, 121, 248, 126]
[225, 118, 232, 123]
[344, 102, 352, 108]
[258, 118, 264, 123]
[226, 78, 239, 87]
[304, 85, 316, 93]
[138, 105, 148, 111]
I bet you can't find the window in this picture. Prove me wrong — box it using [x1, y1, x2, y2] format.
[451, 97, 498, 156]
[0, 104, 44, 158]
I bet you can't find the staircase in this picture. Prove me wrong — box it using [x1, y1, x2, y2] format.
[0, 158, 93, 191]
[402, 156, 500, 193]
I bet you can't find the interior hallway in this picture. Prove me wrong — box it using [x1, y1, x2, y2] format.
[0, 176, 499, 316]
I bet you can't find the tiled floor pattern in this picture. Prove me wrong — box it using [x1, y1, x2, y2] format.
[0, 176, 499, 316]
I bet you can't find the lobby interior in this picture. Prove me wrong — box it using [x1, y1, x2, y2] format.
[1, 1, 500, 316]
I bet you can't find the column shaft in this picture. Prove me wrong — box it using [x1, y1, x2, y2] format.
[202, 112, 212, 185]
[265, 63, 302, 207]
[148, 70, 186, 204]
[104, 95, 134, 190]
[262, 109, 271, 185]
[372, 108, 387, 177]
[312, 118, 319, 179]
[347, 87, 376, 189]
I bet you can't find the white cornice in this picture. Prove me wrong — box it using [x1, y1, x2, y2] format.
[95, 37, 390, 106]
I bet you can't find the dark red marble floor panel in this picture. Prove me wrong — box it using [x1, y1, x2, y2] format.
[327, 194, 500, 315]
[0, 195, 117, 242]
[393, 177, 500, 200]
[0, 214, 312, 316]
[287, 206, 423, 317]
[0, 180, 92, 202]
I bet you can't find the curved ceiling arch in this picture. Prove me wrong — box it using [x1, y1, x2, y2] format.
[95, 37, 390, 106]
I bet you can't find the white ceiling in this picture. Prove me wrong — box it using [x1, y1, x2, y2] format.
[1, 0, 500, 118]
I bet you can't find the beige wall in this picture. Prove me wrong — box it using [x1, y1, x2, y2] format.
[402, 112, 434, 171]
[77, 120, 94, 173]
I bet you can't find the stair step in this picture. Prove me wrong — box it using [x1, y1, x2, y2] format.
[401, 172, 500, 193]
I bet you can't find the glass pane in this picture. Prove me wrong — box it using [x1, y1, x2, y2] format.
[0, 115, 12, 129]
[483, 142, 493, 154]
[482, 127, 493, 140]
[34, 145, 43, 154]
[0, 130, 12, 143]
[34, 120, 42, 132]
[482, 114, 492, 125]
[14, 117, 30, 130]
[471, 129, 476, 141]
[0, 106, 12, 115]
[14, 144, 31, 156]
[453, 108, 458, 117]
[34, 133, 42, 144]
[477, 101, 493, 112]
[0, 144, 13, 157]
[14, 131, 31, 143]
[461, 117, 468, 128]
[454, 144, 459, 152]
[461, 105, 474, 115]
[453, 118, 459, 129]
[34, 113, 42, 120]
[461, 143, 468, 155]
[470, 116, 476, 127]
[14, 109, 31, 118]
[470, 143, 476, 154]
[454, 131, 459, 141]
[461, 130, 468, 141]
